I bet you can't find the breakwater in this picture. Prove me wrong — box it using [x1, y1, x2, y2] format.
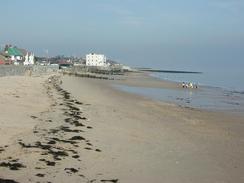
[62, 70, 115, 80]
[61, 66, 126, 80]
[137, 68, 202, 74]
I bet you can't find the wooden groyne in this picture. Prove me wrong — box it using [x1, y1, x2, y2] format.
[62, 71, 115, 80]
[137, 68, 202, 74]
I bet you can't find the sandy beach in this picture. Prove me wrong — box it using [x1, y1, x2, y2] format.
[0, 72, 244, 183]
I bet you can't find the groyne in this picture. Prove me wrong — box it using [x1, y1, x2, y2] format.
[62, 70, 115, 80]
[61, 66, 126, 80]
[137, 68, 202, 74]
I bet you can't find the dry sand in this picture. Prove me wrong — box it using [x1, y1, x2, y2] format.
[0, 73, 244, 183]
[0, 75, 51, 146]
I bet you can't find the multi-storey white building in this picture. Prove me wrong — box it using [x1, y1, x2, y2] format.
[86, 53, 108, 67]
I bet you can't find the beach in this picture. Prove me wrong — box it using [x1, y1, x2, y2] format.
[0, 72, 244, 183]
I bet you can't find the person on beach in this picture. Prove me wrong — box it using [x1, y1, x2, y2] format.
[182, 82, 198, 89]
[182, 82, 186, 88]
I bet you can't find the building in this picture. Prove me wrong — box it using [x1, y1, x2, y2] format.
[0, 55, 6, 65]
[3, 45, 35, 65]
[5, 46, 23, 64]
[23, 52, 35, 65]
[0, 53, 11, 65]
[86, 53, 109, 67]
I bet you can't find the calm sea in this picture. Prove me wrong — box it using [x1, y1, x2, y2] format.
[115, 70, 244, 112]
[151, 69, 244, 92]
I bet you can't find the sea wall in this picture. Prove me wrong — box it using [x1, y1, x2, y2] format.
[0, 65, 59, 77]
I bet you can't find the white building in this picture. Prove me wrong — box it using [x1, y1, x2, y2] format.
[86, 53, 109, 67]
[23, 52, 35, 65]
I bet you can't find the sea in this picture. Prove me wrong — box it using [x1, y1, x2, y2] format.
[115, 69, 244, 113]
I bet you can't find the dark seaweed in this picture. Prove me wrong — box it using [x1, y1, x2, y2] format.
[100, 179, 119, 183]
[0, 162, 26, 170]
[0, 178, 20, 183]
[64, 168, 78, 173]
[69, 136, 85, 141]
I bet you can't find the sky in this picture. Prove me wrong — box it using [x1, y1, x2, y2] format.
[1, 0, 244, 70]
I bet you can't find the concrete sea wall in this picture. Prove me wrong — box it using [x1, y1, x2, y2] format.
[0, 65, 59, 77]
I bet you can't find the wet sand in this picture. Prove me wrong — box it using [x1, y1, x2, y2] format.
[114, 71, 183, 90]
[0, 73, 244, 183]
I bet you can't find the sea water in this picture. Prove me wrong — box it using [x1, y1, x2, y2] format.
[114, 70, 244, 112]
[151, 70, 244, 92]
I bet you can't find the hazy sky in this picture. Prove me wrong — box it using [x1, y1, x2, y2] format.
[1, 0, 244, 70]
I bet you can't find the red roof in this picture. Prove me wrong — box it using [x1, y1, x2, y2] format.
[0, 60, 5, 64]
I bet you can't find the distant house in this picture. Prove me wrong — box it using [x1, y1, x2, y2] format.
[0, 53, 11, 65]
[24, 52, 35, 65]
[0, 55, 6, 65]
[19, 49, 35, 65]
[86, 53, 109, 67]
[3, 45, 35, 65]
[6, 47, 24, 64]
[59, 60, 73, 69]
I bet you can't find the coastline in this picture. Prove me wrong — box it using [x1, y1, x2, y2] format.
[0, 73, 244, 183]
[60, 74, 244, 182]
[113, 72, 244, 114]
[113, 71, 183, 90]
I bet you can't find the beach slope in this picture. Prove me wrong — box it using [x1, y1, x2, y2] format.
[0, 74, 244, 183]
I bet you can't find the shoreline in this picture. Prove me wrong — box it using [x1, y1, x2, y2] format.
[60, 74, 244, 182]
[147, 69, 244, 93]
[111, 71, 244, 115]
[0, 73, 244, 183]
[82, 71, 244, 118]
